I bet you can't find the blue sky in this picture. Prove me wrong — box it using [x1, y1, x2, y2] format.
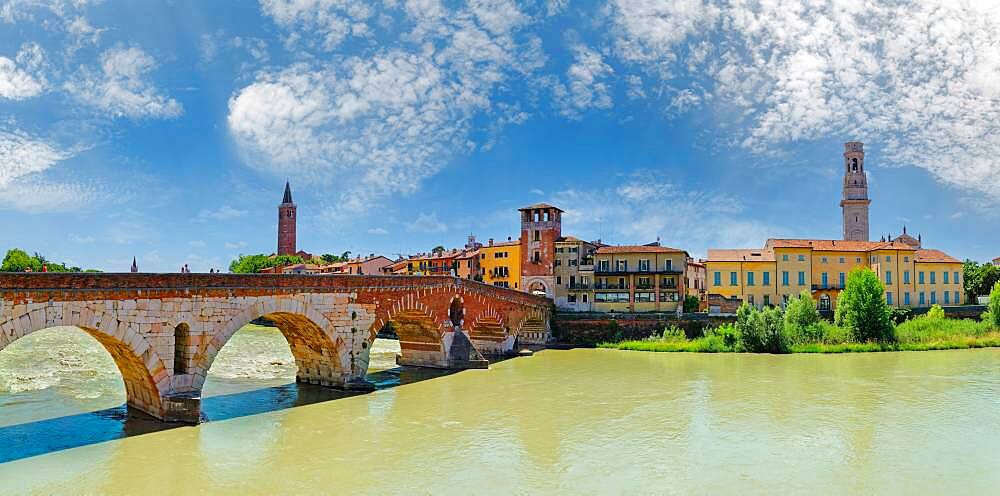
[2, 0, 998, 272]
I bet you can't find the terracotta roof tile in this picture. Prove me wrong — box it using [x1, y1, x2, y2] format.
[766, 238, 914, 252]
[915, 249, 961, 264]
[706, 249, 776, 262]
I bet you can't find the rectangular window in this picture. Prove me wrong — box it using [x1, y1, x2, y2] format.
[747, 272, 755, 286]
[954, 291, 960, 304]
[821, 272, 828, 288]
[887, 292, 893, 305]
[763, 295, 770, 306]
[616, 260, 627, 272]
[637, 277, 651, 288]
[919, 272, 925, 284]
[944, 291, 950, 304]
[821, 257, 828, 264]
[748, 294, 755, 306]
[839, 272, 845, 288]
[885, 271, 892, 285]
[930, 272, 936, 284]
[665, 259, 673, 271]
[635, 292, 655, 303]
[931, 291, 937, 304]
[638, 259, 650, 271]
[919, 292, 926, 305]
[904, 256, 910, 262]
[763, 272, 770, 286]
[730, 272, 738, 286]
[885, 256, 891, 262]
[954, 272, 960, 285]
[943, 271, 949, 284]
[856, 257, 861, 263]
[599, 260, 610, 272]
[798, 255, 805, 262]
[714, 272, 721, 286]
[839, 257, 845, 264]
[798, 271, 805, 285]
[904, 292, 910, 306]
[904, 271, 910, 284]
[554, 259, 561, 267]
[782, 254, 789, 261]
[556, 276, 561, 285]
[782, 271, 789, 286]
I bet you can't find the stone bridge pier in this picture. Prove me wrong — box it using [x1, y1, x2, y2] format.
[0, 274, 552, 423]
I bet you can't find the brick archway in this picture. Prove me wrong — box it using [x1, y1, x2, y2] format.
[193, 296, 349, 391]
[0, 304, 169, 419]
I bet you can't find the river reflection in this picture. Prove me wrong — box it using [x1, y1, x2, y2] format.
[1, 330, 998, 494]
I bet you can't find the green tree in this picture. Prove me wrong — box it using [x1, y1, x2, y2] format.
[340, 251, 352, 261]
[736, 302, 788, 353]
[987, 281, 1000, 329]
[963, 260, 1000, 303]
[320, 253, 340, 264]
[228, 254, 305, 274]
[784, 290, 820, 330]
[835, 267, 895, 343]
[431, 246, 445, 255]
[1, 249, 35, 272]
[682, 295, 700, 313]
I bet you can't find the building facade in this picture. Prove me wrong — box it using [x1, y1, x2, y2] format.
[277, 181, 297, 256]
[686, 259, 706, 298]
[553, 236, 598, 312]
[480, 239, 521, 289]
[706, 240, 964, 310]
[593, 245, 688, 313]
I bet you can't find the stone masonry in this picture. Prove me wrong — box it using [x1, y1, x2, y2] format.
[0, 273, 551, 423]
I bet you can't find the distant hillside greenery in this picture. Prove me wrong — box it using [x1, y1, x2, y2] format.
[1, 249, 100, 273]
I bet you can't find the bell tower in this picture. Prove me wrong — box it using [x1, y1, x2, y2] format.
[840, 141, 870, 241]
[519, 203, 562, 298]
[278, 181, 296, 255]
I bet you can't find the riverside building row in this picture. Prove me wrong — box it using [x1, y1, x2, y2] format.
[705, 142, 965, 311]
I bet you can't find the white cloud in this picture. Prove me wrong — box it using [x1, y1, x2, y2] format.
[367, 227, 389, 235]
[0, 128, 71, 188]
[260, 0, 373, 51]
[552, 171, 783, 257]
[65, 16, 105, 54]
[0, 175, 99, 213]
[407, 212, 447, 233]
[65, 46, 183, 119]
[0, 43, 47, 100]
[233, 1, 548, 217]
[552, 44, 614, 119]
[196, 205, 248, 222]
[69, 233, 95, 244]
[188, 240, 207, 248]
[605, 0, 1000, 203]
[0, 0, 101, 23]
[225, 241, 248, 250]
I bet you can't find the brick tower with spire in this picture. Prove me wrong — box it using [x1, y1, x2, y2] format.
[277, 181, 296, 256]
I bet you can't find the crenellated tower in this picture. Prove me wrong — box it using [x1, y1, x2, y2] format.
[519, 203, 562, 298]
[840, 141, 871, 241]
[277, 181, 296, 256]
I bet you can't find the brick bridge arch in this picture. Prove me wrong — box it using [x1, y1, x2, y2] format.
[1, 273, 551, 423]
[0, 301, 170, 419]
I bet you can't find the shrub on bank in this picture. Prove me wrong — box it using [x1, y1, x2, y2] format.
[987, 281, 1000, 329]
[835, 268, 895, 343]
[735, 303, 789, 353]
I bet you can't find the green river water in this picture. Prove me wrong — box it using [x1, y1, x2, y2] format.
[0, 326, 998, 494]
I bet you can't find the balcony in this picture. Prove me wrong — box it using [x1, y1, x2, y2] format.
[568, 283, 591, 290]
[593, 283, 629, 290]
[811, 284, 843, 291]
[595, 267, 683, 275]
[635, 284, 654, 290]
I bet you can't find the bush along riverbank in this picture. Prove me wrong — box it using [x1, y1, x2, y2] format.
[601, 269, 1000, 354]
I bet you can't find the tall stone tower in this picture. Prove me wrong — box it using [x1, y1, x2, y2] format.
[519, 203, 562, 298]
[840, 141, 871, 241]
[277, 181, 296, 255]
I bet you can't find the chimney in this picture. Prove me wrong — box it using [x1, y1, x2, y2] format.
[489, 238, 494, 246]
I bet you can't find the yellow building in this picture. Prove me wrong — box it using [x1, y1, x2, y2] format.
[480, 239, 521, 289]
[593, 245, 688, 313]
[706, 239, 964, 310]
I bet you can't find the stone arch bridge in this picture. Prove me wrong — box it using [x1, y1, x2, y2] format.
[0, 274, 551, 423]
